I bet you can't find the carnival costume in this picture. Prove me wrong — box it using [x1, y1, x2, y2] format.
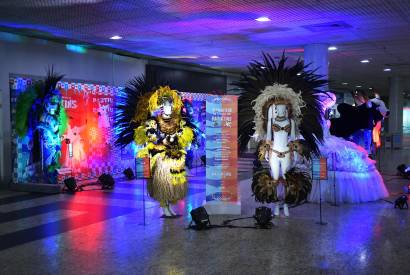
[114, 77, 198, 217]
[236, 53, 327, 216]
[15, 69, 68, 184]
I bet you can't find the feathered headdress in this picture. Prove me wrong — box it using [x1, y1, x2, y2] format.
[235, 53, 328, 156]
[114, 75, 201, 148]
[113, 75, 161, 148]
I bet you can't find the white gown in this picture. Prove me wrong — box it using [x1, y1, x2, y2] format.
[309, 125, 389, 203]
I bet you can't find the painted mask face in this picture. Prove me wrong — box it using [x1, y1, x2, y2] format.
[275, 104, 287, 118]
[45, 94, 60, 115]
[161, 99, 173, 119]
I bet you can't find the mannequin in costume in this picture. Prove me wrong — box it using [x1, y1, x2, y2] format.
[236, 53, 327, 217]
[114, 77, 198, 217]
[15, 69, 68, 184]
[309, 92, 389, 203]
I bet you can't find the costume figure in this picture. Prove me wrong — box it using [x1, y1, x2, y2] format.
[330, 90, 389, 156]
[309, 92, 389, 203]
[236, 53, 327, 217]
[15, 69, 68, 183]
[114, 77, 198, 217]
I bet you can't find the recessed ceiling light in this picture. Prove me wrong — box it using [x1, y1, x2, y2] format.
[210, 55, 219, 59]
[328, 46, 337, 51]
[342, 82, 348, 85]
[360, 59, 370, 63]
[255, 16, 271, 22]
[369, 87, 373, 90]
[383, 68, 391, 72]
[356, 85, 362, 88]
[110, 35, 122, 40]
[296, 72, 301, 76]
[260, 66, 266, 69]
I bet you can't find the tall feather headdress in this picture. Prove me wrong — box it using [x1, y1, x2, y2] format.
[235, 53, 328, 156]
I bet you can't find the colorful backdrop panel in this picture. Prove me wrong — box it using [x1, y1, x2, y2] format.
[10, 76, 134, 183]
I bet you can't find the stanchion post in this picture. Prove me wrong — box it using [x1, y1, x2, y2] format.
[316, 179, 327, 225]
[331, 152, 338, 207]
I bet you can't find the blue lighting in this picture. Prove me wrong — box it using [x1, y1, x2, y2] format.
[65, 44, 87, 54]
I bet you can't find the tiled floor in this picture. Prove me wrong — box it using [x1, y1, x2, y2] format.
[0, 150, 410, 275]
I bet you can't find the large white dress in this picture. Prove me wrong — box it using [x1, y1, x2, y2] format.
[308, 124, 389, 203]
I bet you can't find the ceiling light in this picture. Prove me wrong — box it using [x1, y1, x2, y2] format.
[369, 87, 373, 90]
[210, 55, 219, 59]
[342, 82, 348, 85]
[296, 72, 301, 76]
[383, 68, 391, 72]
[260, 66, 266, 69]
[328, 46, 337, 51]
[360, 59, 370, 63]
[356, 85, 362, 88]
[255, 16, 271, 22]
[110, 35, 122, 40]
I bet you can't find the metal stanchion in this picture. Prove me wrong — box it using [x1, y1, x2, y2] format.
[316, 179, 327, 225]
[136, 158, 147, 226]
[331, 153, 338, 207]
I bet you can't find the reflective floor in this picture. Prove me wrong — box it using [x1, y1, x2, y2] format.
[0, 149, 410, 275]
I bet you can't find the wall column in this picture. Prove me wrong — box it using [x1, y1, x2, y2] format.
[304, 43, 329, 91]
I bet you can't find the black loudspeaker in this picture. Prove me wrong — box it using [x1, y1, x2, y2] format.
[123, 168, 135, 180]
[190, 206, 211, 230]
[254, 206, 273, 228]
[394, 195, 409, 209]
[98, 174, 115, 190]
[64, 177, 77, 192]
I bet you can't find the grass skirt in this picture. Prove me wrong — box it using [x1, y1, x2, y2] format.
[148, 152, 187, 205]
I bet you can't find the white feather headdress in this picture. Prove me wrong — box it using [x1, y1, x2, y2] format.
[252, 83, 305, 140]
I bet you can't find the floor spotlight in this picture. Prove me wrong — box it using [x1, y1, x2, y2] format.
[123, 168, 135, 180]
[98, 173, 115, 190]
[189, 206, 211, 230]
[394, 195, 408, 209]
[63, 177, 78, 192]
[254, 206, 273, 228]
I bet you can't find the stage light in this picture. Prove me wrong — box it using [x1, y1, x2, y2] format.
[360, 59, 370, 63]
[110, 35, 122, 40]
[254, 206, 273, 228]
[384, 68, 391, 72]
[98, 173, 115, 189]
[190, 206, 211, 230]
[123, 168, 135, 180]
[64, 177, 78, 192]
[328, 46, 337, 51]
[210, 55, 219, 59]
[394, 195, 408, 209]
[255, 16, 271, 22]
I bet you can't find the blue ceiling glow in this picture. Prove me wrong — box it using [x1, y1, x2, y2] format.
[65, 44, 87, 54]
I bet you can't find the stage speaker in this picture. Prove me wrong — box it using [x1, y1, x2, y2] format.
[190, 206, 211, 230]
[123, 168, 135, 180]
[98, 174, 115, 190]
[254, 206, 273, 228]
[64, 177, 77, 192]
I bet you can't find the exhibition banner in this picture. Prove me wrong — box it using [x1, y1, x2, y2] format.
[205, 95, 238, 203]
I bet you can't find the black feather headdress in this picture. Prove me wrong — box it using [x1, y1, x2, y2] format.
[114, 75, 161, 148]
[235, 53, 328, 156]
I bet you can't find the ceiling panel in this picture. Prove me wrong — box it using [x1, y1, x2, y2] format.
[0, 0, 410, 93]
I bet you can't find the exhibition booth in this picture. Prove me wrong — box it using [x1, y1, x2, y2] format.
[7, 46, 390, 219]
